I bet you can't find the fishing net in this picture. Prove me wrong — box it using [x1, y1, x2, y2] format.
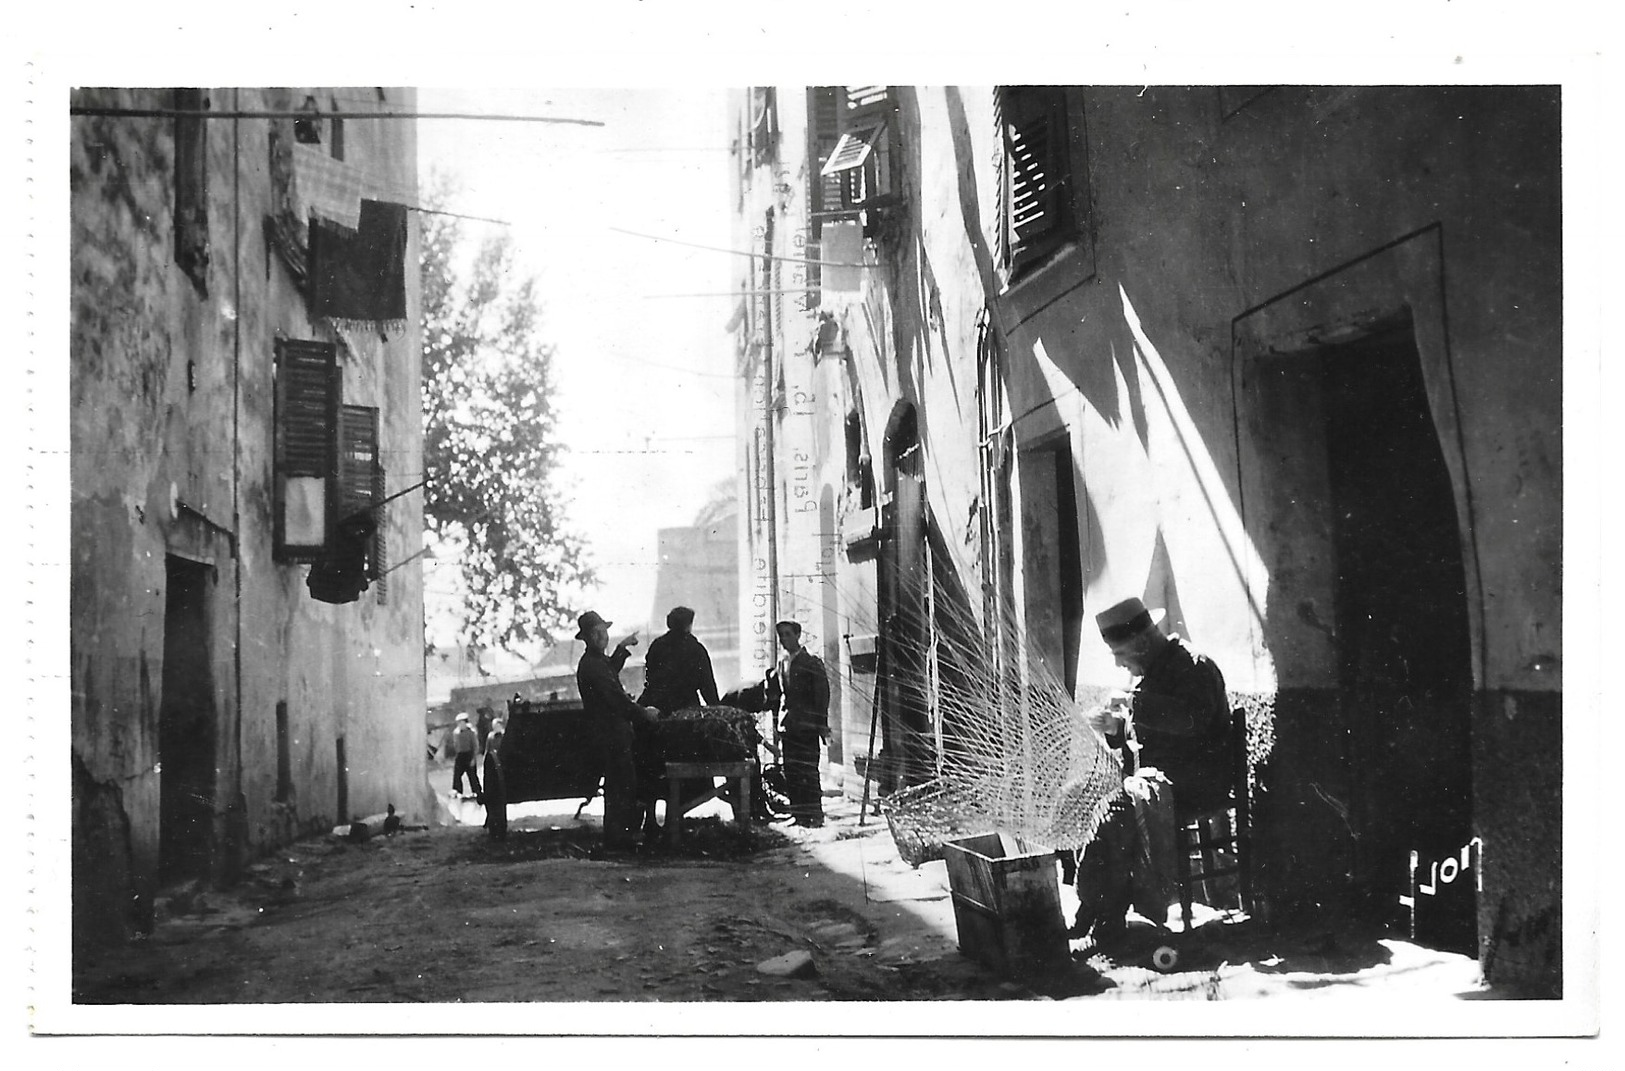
[878, 609, 1128, 862]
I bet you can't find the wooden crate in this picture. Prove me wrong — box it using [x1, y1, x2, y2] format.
[943, 832, 1069, 981]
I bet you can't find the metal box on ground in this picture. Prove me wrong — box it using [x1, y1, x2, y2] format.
[943, 832, 1069, 981]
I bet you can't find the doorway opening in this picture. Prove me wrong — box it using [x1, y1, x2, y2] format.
[158, 555, 217, 884]
[1017, 438, 1084, 695]
[878, 404, 931, 790]
[1319, 322, 1474, 935]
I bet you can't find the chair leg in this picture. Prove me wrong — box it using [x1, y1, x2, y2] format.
[667, 776, 681, 847]
[1176, 822, 1195, 931]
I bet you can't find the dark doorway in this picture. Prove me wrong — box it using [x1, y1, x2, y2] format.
[1319, 323, 1474, 934]
[1017, 439, 1084, 696]
[879, 406, 931, 790]
[159, 555, 217, 884]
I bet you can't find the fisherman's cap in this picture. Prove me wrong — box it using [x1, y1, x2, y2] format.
[1096, 597, 1167, 645]
[575, 610, 611, 639]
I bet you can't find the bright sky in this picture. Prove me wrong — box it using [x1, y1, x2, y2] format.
[416, 88, 737, 677]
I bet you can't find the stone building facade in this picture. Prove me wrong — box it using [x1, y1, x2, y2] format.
[70, 87, 431, 948]
[730, 85, 1562, 995]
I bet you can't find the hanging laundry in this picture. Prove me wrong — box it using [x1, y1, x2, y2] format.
[292, 143, 365, 229]
[308, 199, 408, 323]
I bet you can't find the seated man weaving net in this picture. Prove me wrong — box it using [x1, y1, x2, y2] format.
[1072, 597, 1230, 943]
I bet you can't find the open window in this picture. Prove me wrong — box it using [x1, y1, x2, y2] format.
[305, 403, 380, 605]
[273, 339, 339, 562]
[337, 403, 381, 575]
[817, 85, 899, 215]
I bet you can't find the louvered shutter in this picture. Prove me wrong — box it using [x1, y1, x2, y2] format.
[805, 86, 846, 305]
[1001, 87, 1071, 274]
[337, 404, 379, 534]
[993, 88, 1008, 268]
[845, 85, 891, 115]
[372, 463, 388, 603]
[274, 339, 338, 562]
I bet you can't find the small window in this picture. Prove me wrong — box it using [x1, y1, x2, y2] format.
[173, 88, 210, 295]
[996, 86, 1079, 278]
[273, 339, 339, 562]
[811, 86, 898, 217]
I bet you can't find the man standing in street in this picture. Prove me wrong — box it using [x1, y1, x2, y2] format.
[574, 610, 660, 851]
[638, 606, 721, 715]
[449, 712, 483, 804]
[768, 620, 831, 828]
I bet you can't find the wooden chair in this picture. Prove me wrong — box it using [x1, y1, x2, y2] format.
[1173, 707, 1252, 931]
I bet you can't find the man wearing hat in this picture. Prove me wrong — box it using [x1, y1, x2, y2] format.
[1072, 597, 1230, 942]
[574, 610, 660, 851]
[1090, 597, 1230, 804]
[449, 712, 483, 803]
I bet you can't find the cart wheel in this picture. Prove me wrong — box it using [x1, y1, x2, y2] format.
[760, 763, 793, 818]
[483, 751, 508, 841]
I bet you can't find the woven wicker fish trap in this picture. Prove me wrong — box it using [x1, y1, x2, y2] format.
[878, 779, 993, 867]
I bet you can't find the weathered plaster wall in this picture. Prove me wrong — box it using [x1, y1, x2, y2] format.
[731, 86, 1562, 993]
[71, 87, 429, 948]
[986, 86, 1561, 991]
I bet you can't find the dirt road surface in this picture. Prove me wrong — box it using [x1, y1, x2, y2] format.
[71, 781, 1493, 1024]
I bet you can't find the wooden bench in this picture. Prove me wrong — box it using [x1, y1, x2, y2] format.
[664, 761, 755, 846]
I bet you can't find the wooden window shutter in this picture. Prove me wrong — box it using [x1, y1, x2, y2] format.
[993, 88, 1008, 269]
[805, 86, 845, 306]
[844, 86, 891, 120]
[827, 86, 896, 211]
[337, 402, 380, 548]
[274, 339, 339, 562]
[173, 88, 210, 295]
[1000, 87, 1072, 275]
[372, 463, 389, 603]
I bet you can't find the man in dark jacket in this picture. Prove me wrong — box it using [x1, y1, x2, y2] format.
[767, 620, 831, 828]
[574, 610, 659, 850]
[1073, 597, 1231, 941]
[1088, 597, 1230, 806]
[637, 606, 721, 714]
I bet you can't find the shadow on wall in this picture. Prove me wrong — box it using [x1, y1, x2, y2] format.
[943, 85, 1136, 436]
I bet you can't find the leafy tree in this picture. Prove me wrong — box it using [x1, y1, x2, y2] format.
[420, 178, 592, 653]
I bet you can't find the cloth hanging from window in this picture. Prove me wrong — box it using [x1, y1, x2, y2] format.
[292, 143, 365, 229]
[308, 199, 408, 324]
